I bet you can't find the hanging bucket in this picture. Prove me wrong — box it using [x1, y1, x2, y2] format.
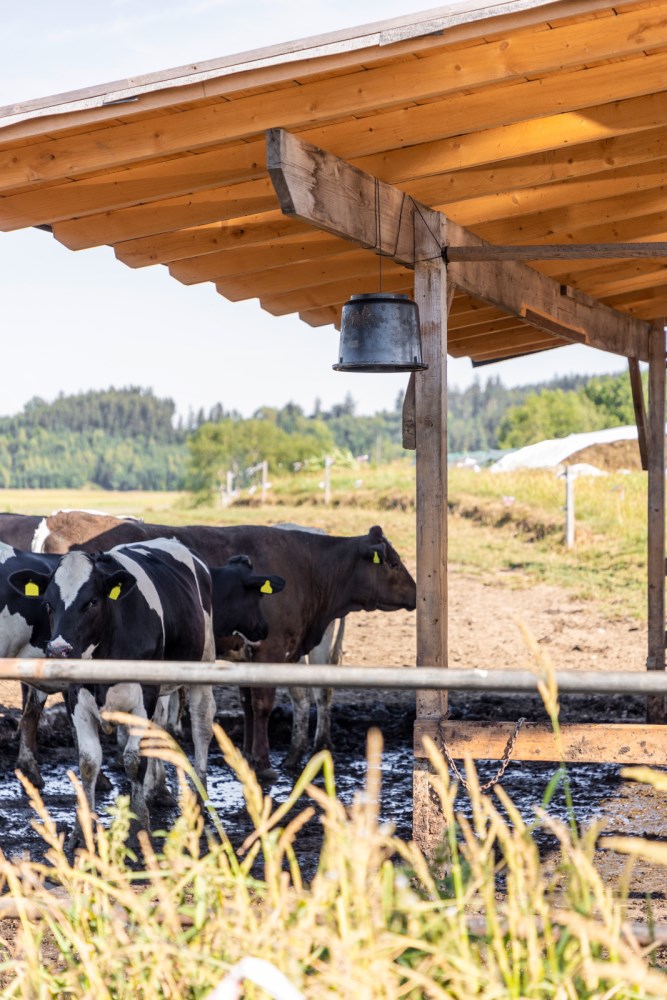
[332, 293, 427, 372]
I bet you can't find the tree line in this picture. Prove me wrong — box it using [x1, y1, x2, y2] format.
[0, 372, 643, 491]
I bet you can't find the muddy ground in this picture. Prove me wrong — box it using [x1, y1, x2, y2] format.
[0, 562, 664, 919]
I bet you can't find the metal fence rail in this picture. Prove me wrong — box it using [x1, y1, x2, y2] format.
[2, 659, 667, 695]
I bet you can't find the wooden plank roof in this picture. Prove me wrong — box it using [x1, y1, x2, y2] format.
[1, 0, 666, 364]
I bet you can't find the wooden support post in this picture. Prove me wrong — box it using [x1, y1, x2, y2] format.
[647, 319, 666, 724]
[413, 207, 448, 857]
[628, 358, 648, 471]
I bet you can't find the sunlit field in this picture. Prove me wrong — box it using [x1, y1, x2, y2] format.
[0, 459, 651, 619]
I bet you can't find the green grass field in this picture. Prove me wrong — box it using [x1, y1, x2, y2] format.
[0, 458, 652, 619]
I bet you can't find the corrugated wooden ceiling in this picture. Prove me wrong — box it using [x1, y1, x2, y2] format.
[1, 0, 666, 364]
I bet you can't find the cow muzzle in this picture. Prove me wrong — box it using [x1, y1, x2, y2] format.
[47, 639, 74, 658]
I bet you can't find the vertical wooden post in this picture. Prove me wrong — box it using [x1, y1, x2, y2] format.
[647, 319, 666, 724]
[628, 358, 648, 471]
[413, 207, 448, 856]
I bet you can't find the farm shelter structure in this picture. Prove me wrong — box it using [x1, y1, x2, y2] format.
[1, 0, 667, 851]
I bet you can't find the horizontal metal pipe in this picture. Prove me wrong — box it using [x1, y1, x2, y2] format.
[1, 659, 666, 695]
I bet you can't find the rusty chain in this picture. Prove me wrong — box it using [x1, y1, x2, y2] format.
[437, 717, 526, 793]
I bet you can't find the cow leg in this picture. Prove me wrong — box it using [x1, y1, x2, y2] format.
[68, 686, 102, 847]
[240, 686, 253, 757]
[17, 684, 48, 789]
[251, 686, 276, 781]
[284, 681, 309, 771]
[313, 687, 334, 752]
[103, 684, 152, 830]
[144, 695, 177, 808]
[188, 684, 215, 794]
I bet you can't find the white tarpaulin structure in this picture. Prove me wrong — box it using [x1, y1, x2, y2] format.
[491, 426, 640, 472]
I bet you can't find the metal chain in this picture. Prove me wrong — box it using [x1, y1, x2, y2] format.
[437, 717, 526, 793]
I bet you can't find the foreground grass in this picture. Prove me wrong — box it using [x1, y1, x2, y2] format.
[0, 458, 651, 618]
[1, 716, 665, 998]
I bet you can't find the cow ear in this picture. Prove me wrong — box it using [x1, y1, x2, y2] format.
[360, 542, 386, 565]
[8, 569, 51, 599]
[248, 573, 286, 595]
[104, 570, 136, 601]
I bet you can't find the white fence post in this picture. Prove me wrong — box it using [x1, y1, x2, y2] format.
[565, 465, 575, 548]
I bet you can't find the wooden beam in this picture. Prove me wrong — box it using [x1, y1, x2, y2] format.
[216, 252, 409, 302]
[261, 273, 411, 316]
[628, 358, 649, 471]
[1, 4, 662, 196]
[267, 129, 652, 359]
[476, 186, 667, 249]
[415, 720, 667, 766]
[446, 156, 667, 231]
[114, 212, 311, 268]
[647, 319, 666, 724]
[467, 338, 568, 362]
[413, 206, 448, 854]
[53, 179, 277, 250]
[445, 243, 667, 261]
[168, 232, 345, 285]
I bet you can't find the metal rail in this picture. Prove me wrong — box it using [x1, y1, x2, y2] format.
[2, 659, 667, 695]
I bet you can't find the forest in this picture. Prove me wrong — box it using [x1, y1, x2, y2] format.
[0, 369, 644, 491]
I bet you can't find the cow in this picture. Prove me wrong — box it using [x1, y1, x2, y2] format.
[275, 523, 345, 768]
[32, 511, 417, 779]
[0, 514, 44, 552]
[8, 537, 216, 836]
[7, 545, 285, 791]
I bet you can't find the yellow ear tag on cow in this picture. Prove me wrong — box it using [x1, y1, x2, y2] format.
[373, 551, 381, 564]
[260, 580, 273, 595]
[109, 585, 122, 601]
[24, 581, 39, 597]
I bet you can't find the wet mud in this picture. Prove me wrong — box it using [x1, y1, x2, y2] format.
[0, 687, 663, 906]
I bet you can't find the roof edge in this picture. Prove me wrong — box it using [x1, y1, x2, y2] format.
[0, 0, 615, 129]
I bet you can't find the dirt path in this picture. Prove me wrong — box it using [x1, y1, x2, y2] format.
[343, 561, 646, 674]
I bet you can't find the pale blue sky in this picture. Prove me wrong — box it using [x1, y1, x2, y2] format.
[0, 1, 628, 420]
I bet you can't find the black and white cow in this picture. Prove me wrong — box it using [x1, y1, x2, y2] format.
[9, 537, 215, 833]
[8, 548, 285, 794]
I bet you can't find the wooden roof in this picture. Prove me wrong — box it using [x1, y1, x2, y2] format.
[1, 0, 666, 364]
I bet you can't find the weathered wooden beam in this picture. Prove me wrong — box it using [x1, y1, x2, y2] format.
[647, 319, 666, 725]
[402, 374, 416, 451]
[628, 358, 649, 471]
[445, 243, 667, 261]
[415, 720, 667, 766]
[266, 129, 652, 361]
[446, 219, 651, 360]
[413, 205, 448, 855]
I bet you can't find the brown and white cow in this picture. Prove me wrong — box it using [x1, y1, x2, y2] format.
[33, 511, 417, 778]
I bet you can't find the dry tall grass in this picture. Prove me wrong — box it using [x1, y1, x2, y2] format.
[0, 709, 664, 999]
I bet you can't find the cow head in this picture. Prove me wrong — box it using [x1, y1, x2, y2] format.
[11, 551, 136, 659]
[211, 555, 286, 657]
[352, 525, 416, 613]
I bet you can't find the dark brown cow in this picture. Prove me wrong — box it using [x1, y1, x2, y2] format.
[36, 511, 417, 778]
[0, 513, 43, 551]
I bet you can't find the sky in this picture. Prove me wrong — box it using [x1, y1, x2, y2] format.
[0, 0, 631, 422]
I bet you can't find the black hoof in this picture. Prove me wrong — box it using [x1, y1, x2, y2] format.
[281, 754, 302, 773]
[254, 764, 278, 783]
[17, 761, 45, 791]
[95, 771, 113, 794]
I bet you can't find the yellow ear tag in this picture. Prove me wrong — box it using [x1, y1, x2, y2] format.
[24, 581, 40, 597]
[373, 551, 381, 564]
[260, 580, 273, 595]
[109, 585, 122, 601]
